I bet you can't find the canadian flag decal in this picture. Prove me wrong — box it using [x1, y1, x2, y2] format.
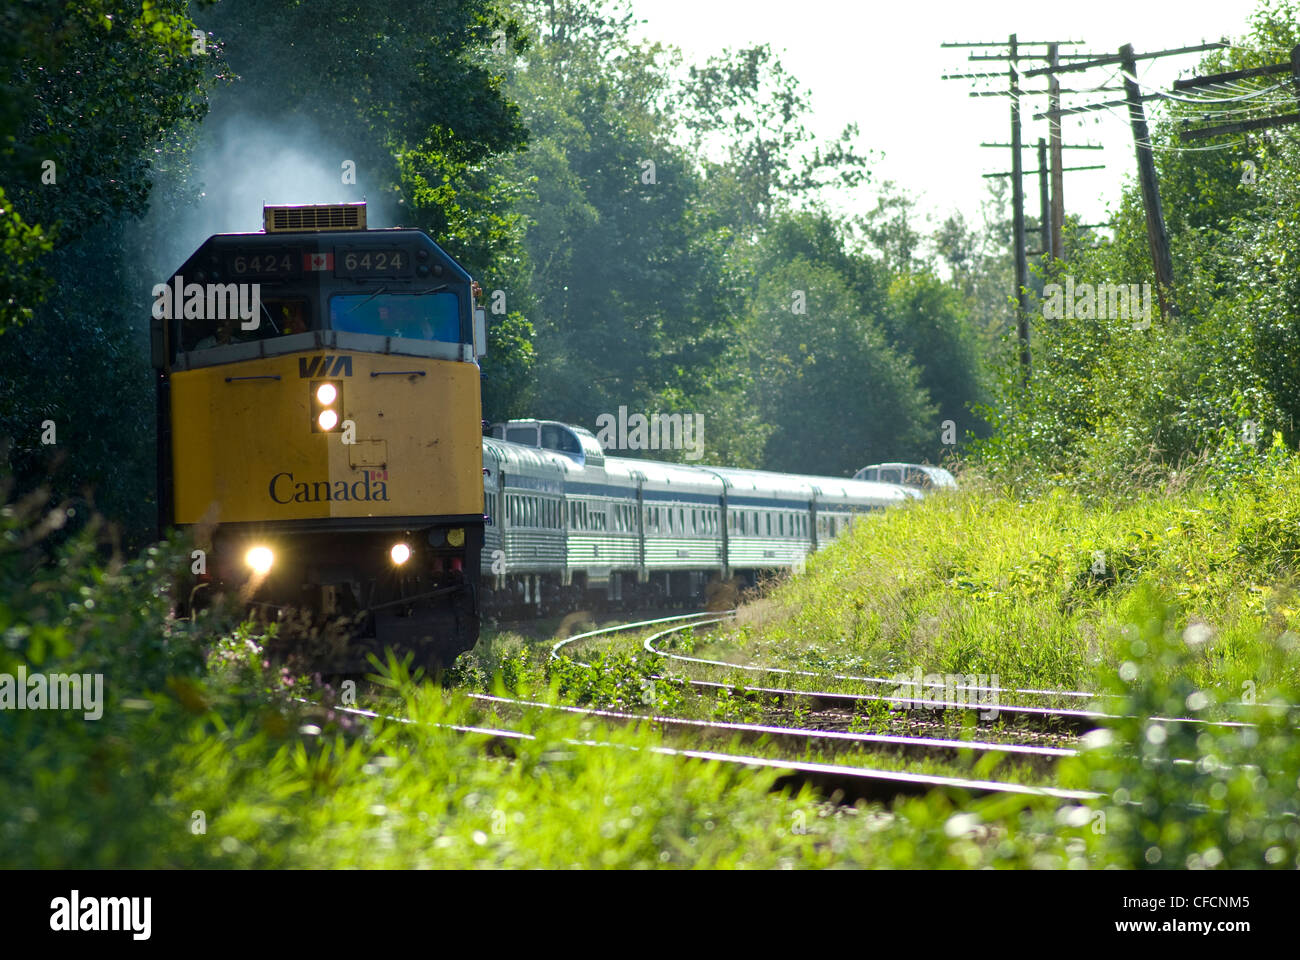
[303, 252, 334, 271]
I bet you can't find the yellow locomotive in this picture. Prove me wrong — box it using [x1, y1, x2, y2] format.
[151, 202, 488, 667]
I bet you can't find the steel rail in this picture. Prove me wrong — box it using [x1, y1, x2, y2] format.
[549, 609, 730, 661]
[622, 612, 1278, 724]
[642, 614, 1106, 701]
[627, 618, 1255, 735]
[304, 699, 1099, 806]
[467, 692, 1077, 763]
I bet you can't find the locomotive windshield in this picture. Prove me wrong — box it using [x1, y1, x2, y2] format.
[329, 291, 461, 342]
[156, 217, 477, 366]
[183, 297, 311, 352]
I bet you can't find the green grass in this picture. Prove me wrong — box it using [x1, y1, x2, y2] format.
[700, 459, 1300, 706]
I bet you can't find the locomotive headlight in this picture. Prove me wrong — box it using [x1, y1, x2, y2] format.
[390, 543, 411, 565]
[446, 528, 465, 548]
[311, 380, 343, 432]
[245, 545, 275, 575]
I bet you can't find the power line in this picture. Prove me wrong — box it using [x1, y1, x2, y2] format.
[1083, 97, 1248, 151]
[970, 86, 1124, 98]
[1021, 40, 1228, 79]
[1120, 69, 1289, 104]
[982, 164, 1105, 177]
[980, 142, 1103, 149]
[1177, 45, 1300, 141]
[942, 40, 1085, 48]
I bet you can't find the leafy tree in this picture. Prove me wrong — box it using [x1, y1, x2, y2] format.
[883, 271, 989, 448]
[678, 43, 873, 235]
[491, 0, 732, 442]
[199, 0, 526, 208]
[744, 255, 934, 475]
[0, 0, 210, 334]
[736, 209, 986, 466]
[859, 181, 926, 274]
[200, 0, 535, 418]
[0, 1, 219, 531]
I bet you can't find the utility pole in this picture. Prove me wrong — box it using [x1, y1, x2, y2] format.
[1037, 138, 1051, 263]
[1119, 43, 1176, 319]
[1009, 34, 1030, 382]
[1047, 43, 1065, 259]
[982, 154, 1107, 258]
[1026, 39, 1228, 321]
[944, 36, 1106, 384]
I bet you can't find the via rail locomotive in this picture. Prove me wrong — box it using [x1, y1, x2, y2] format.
[154, 202, 930, 668]
[154, 202, 489, 668]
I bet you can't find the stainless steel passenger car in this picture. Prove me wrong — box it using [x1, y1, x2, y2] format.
[854, 462, 957, 493]
[706, 467, 815, 571]
[482, 437, 572, 611]
[481, 419, 918, 614]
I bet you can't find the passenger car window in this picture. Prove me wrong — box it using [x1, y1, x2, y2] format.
[540, 425, 582, 455]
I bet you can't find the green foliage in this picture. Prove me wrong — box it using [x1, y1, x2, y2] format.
[884, 272, 990, 448]
[492, 0, 733, 437]
[1060, 590, 1300, 868]
[726, 207, 988, 472]
[202, 0, 525, 185]
[0, 485, 204, 687]
[679, 42, 872, 231]
[0, 1, 212, 235]
[482, 1, 976, 470]
[735, 457, 1300, 696]
[0, 189, 53, 330]
[0, 223, 161, 536]
[743, 250, 935, 473]
[0, 482, 209, 867]
[550, 650, 682, 712]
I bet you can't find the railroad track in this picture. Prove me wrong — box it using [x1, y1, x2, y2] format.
[467, 691, 1076, 765]
[551, 610, 1263, 735]
[290, 609, 1268, 809]
[303, 698, 1098, 807]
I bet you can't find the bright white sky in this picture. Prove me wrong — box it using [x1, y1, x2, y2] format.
[629, 0, 1267, 235]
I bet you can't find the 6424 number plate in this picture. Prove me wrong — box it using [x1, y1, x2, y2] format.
[334, 248, 413, 278]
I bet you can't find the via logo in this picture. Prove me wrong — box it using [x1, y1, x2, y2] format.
[298, 356, 353, 378]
